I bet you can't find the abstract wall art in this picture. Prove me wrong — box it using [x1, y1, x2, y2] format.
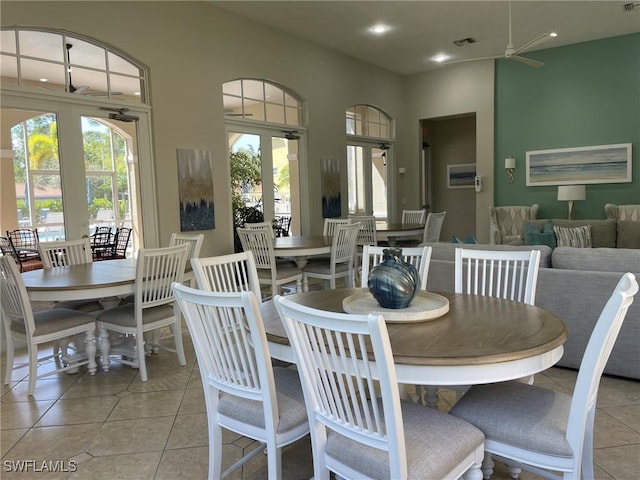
[321, 157, 341, 218]
[177, 148, 215, 231]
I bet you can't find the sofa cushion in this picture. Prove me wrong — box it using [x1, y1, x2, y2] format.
[552, 246, 640, 273]
[524, 220, 557, 249]
[424, 242, 553, 268]
[553, 225, 592, 248]
[529, 219, 617, 248]
[617, 221, 640, 249]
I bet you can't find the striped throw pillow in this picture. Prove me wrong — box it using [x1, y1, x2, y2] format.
[553, 225, 592, 248]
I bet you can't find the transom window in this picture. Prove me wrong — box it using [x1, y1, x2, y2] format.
[223, 79, 303, 126]
[346, 105, 392, 139]
[1, 27, 147, 103]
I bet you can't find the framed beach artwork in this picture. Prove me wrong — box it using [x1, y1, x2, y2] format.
[526, 143, 632, 186]
[177, 148, 215, 231]
[447, 163, 476, 189]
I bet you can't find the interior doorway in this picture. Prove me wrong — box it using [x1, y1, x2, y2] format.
[421, 114, 477, 241]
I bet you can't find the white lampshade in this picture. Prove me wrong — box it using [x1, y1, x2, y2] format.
[504, 156, 516, 170]
[557, 185, 586, 201]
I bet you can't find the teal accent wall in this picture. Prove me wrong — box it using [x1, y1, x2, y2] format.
[495, 33, 640, 219]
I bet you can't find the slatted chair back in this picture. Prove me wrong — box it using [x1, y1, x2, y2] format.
[323, 218, 351, 237]
[237, 226, 276, 273]
[401, 209, 426, 225]
[0, 236, 18, 261]
[349, 215, 378, 246]
[191, 251, 262, 299]
[454, 247, 541, 305]
[361, 245, 432, 290]
[170, 232, 204, 259]
[172, 284, 309, 479]
[136, 244, 189, 310]
[244, 221, 276, 239]
[39, 238, 93, 269]
[422, 211, 446, 243]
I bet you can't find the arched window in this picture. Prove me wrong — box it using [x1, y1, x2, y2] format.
[223, 79, 306, 239]
[2, 27, 153, 249]
[345, 105, 393, 218]
[223, 78, 303, 126]
[1, 27, 147, 103]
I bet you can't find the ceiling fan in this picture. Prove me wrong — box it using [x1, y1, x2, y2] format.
[65, 43, 90, 94]
[447, 1, 557, 68]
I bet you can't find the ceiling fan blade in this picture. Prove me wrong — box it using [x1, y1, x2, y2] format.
[509, 55, 545, 68]
[512, 32, 557, 56]
[444, 55, 502, 66]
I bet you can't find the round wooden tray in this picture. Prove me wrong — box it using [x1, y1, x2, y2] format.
[342, 291, 450, 323]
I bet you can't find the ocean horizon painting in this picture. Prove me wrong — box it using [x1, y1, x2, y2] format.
[526, 143, 632, 186]
[447, 163, 476, 189]
[177, 148, 215, 231]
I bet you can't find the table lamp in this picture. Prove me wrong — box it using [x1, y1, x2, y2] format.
[557, 185, 586, 219]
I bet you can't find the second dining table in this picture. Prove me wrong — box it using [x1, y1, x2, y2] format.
[273, 234, 332, 268]
[375, 221, 424, 245]
[260, 287, 568, 404]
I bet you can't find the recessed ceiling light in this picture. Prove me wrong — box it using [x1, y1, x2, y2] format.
[39, 78, 48, 82]
[134, 92, 141, 96]
[369, 24, 389, 35]
[550, 32, 558, 38]
[431, 54, 450, 63]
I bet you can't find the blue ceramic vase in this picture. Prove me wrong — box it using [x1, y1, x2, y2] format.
[367, 248, 419, 309]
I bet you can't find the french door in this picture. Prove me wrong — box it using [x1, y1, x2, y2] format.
[346, 142, 388, 219]
[1, 94, 153, 250]
[228, 126, 301, 235]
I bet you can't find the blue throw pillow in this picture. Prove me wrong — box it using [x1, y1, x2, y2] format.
[524, 220, 557, 248]
[452, 236, 462, 243]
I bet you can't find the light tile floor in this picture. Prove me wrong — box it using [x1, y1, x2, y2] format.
[2, 324, 639, 479]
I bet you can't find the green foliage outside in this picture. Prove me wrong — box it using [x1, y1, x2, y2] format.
[230, 148, 263, 252]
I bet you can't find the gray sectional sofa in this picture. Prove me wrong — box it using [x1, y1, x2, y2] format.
[423, 242, 640, 380]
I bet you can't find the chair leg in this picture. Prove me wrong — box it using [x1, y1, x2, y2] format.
[266, 443, 282, 480]
[3, 333, 15, 385]
[581, 409, 596, 479]
[27, 343, 38, 396]
[172, 321, 186, 366]
[481, 452, 495, 480]
[209, 415, 223, 479]
[136, 334, 148, 382]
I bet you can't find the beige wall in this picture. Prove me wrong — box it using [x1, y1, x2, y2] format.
[402, 61, 495, 243]
[1, 2, 494, 251]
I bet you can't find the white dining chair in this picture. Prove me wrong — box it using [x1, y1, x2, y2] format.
[1, 256, 98, 396]
[360, 245, 432, 290]
[170, 232, 205, 288]
[302, 222, 360, 291]
[172, 284, 309, 480]
[39, 237, 103, 364]
[274, 294, 485, 480]
[244, 220, 277, 238]
[38, 237, 93, 268]
[169, 232, 204, 259]
[450, 272, 638, 480]
[401, 209, 426, 224]
[422, 211, 447, 243]
[95, 243, 189, 382]
[190, 250, 262, 299]
[322, 218, 351, 237]
[237, 226, 303, 298]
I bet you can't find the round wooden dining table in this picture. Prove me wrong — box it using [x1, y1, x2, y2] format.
[273, 235, 332, 268]
[375, 222, 424, 245]
[260, 288, 568, 388]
